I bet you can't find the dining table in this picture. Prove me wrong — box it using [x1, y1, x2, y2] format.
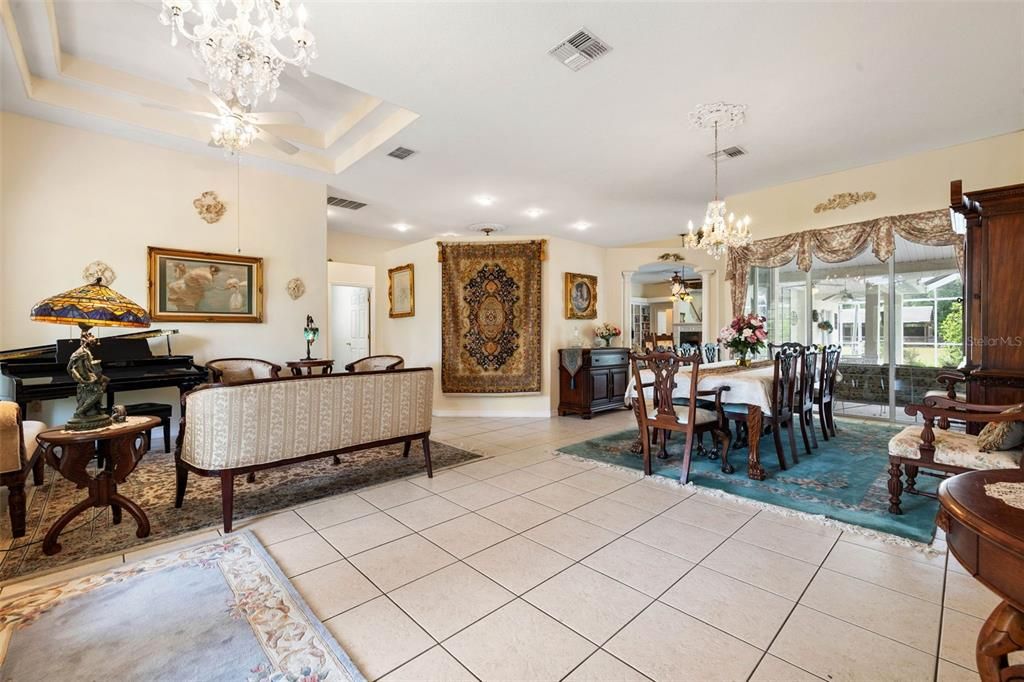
[625, 359, 776, 480]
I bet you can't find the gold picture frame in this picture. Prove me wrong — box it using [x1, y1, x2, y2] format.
[147, 246, 264, 323]
[564, 272, 597, 320]
[388, 263, 415, 318]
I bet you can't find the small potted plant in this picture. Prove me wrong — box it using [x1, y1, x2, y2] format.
[593, 322, 622, 347]
[717, 314, 768, 367]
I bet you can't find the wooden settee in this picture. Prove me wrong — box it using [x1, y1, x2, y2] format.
[887, 396, 1024, 514]
[175, 367, 434, 531]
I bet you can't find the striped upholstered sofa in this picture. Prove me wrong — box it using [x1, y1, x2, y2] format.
[174, 367, 434, 531]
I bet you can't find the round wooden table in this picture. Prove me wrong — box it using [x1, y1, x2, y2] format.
[937, 469, 1024, 681]
[36, 416, 159, 555]
[286, 359, 334, 376]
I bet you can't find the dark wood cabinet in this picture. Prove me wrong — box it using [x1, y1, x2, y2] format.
[557, 348, 630, 419]
[951, 180, 1024, 428]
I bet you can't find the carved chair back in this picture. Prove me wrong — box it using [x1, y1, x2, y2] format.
[770, 343, 803, 419]
[630, 350, 701, 430]
[702, 342, 719, 363]
[800, 345, 820, 413]
[819, 344, 842, 403]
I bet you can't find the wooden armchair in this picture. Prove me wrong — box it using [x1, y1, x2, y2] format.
[344, 355, 404, 373]
[0, 401, 46, 537]
[630, 350, 732, 483]
[205, 358, 282, 384]
[887, 396, 1024, 514]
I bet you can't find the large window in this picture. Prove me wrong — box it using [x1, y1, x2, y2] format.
[747, 236, 963, 422]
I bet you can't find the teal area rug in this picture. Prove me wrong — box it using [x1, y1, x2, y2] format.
[0, 531, 365, 681]
[558, 419, 938, 543]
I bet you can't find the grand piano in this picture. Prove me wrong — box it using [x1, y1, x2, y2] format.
[0, 329, 206, 416]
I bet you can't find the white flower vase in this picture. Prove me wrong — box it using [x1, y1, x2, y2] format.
[594, 337, 607, 348]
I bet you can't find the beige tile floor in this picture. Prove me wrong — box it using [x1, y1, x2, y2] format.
[0, 410, 1001, 681]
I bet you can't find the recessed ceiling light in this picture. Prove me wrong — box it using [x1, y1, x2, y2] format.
[393, 223, 412, 232]
[473, 194, 497, 207]
[524, 208, 545, 219]
[572, 221, 591, 231]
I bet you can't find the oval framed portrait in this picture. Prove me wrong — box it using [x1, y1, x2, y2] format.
[564, 272, 597, 320]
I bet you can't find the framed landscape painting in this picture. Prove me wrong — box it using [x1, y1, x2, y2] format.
[388, 263, 415, 318]
[564, 272, 597, 319]
[147, 246, 263, 322]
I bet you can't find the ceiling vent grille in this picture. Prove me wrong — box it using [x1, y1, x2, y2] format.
[707, 146, 747, 160]
[387, 146, 417, 160]
[327, 196, 367, 210]
[549, 28, 612, 71]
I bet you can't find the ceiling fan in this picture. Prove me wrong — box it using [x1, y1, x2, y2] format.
[145, 78, 304, 155]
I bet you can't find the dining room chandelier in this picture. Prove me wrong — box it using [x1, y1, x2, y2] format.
[682, 102, 753, 260]
[158, 0, 318, 108]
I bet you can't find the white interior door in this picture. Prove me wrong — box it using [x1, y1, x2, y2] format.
[331, 285, 370, 366]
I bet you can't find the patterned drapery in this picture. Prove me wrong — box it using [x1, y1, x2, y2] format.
[725, 209, 963, 317]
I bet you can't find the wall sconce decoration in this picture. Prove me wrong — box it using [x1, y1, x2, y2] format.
[303, 314, 319, 360]
[193, 191, 227, 224]
[286, 277, 306, 300]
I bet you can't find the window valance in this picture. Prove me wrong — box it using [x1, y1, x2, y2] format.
[724, 209, 964, 317]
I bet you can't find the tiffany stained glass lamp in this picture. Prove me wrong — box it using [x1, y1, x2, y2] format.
[30, 279, 150, 430]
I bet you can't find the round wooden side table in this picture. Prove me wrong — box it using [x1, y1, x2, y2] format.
[36, 416, 159, 555]
[937, 469, 1024, 681]
[287, 359, 334, 376]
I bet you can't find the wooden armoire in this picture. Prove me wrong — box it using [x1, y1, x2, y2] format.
[951, 179, 1024, 422]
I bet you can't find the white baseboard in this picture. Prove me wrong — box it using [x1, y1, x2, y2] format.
[432, 409, 555, 419]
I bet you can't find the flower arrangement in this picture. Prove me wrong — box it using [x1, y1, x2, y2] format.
[594, 322, 622, 346]
[718, 313, 768, 366]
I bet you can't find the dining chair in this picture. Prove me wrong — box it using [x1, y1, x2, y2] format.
[629, 350, 732, 483]
[799, 345, 820, 454]
[724, 343, 802, 470]
[678, 343, 698, 356]
[702, 342, 719, 363]
[818, 344, 842, 440]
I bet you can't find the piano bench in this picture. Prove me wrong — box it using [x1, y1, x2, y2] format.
[124, 403, 172, 453]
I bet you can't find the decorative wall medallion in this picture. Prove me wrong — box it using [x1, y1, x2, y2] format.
[657, 252, 686, 262]
[193, 191, 227, 224]
[814, 191, 877, 214]
[82, 260, 116, 286]
[286, 277, 306, 300]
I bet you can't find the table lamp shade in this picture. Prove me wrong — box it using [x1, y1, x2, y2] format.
[30, 280, 150, 328]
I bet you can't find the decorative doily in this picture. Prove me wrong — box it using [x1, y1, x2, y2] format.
[984, 482, 1024, 511]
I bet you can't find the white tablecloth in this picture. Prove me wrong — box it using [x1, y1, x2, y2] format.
[625, 361, 775, 414]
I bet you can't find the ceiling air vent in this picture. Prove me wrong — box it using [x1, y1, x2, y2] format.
[707, 146, 747, 160]
[387, 146, 417, 160]
[327, 196, 367, 210]
[549, 27, 612, 71]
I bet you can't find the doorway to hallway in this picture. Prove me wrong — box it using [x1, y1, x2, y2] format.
[331, 285, 371, 368]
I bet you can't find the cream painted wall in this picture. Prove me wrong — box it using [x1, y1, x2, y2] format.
[327, 230, 403, 267]
[628, 131, 1024, 324]
[375, 235, 606, 417]
[0, 113, 327, 428]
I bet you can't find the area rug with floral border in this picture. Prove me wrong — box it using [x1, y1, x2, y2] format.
[557, 418, 938, 544]
[0, 530, 365, 680]
[0, 441, 480, 581]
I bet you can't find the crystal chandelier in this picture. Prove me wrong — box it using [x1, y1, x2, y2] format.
[670, 272, 694, 303]
[211, 114, 257, 153]
[158, 0, 317, 108]
[682, 103, 753, 260]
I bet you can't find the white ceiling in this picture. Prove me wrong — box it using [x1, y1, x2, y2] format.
[4, 2, 1023, 247]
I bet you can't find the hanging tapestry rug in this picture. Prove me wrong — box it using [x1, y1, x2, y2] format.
[440, 240, 544, 393]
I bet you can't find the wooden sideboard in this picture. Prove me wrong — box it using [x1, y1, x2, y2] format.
[557, 348, 629, 419]
[952, 180, 1024, 431]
